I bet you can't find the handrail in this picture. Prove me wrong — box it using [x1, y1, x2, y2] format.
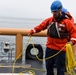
[0, 28, 47, 36]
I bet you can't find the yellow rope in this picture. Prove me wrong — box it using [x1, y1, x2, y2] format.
[12, 37, 46, 75]
[30, 37, 76, 75]
[29, 37, 66, 61]
[11, 36, 66, 75]
[66, 44, 76, 75]
[18, 70, 36, 75]
[12, 37, 32, 75]
[12, 36, 65, 75]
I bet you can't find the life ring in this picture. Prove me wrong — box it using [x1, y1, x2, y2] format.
[25, 44, 43, 60]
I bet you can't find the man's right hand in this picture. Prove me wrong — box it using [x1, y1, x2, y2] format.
[28, 29, 35, 36]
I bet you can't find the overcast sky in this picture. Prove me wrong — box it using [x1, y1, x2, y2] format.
[0, 0, 76, 20]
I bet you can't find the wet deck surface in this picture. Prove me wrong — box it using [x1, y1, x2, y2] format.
[0, 60, 46, 75]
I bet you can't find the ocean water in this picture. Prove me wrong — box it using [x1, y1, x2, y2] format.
[0, 17, 43, 28]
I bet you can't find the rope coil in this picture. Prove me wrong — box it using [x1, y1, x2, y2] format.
[66, 44, 76, 75]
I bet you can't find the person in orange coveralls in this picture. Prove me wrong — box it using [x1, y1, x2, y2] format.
[28, 0, 76, 75]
